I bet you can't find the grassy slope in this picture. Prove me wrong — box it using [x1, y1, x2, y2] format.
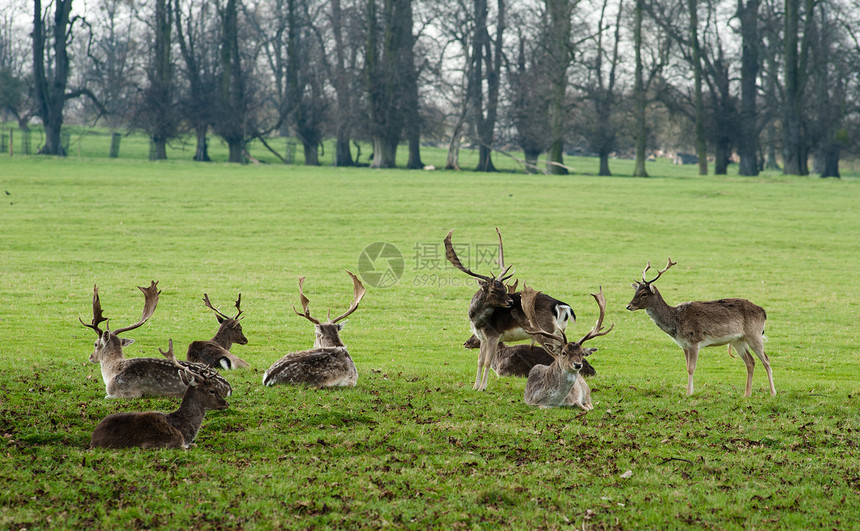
[0, 154, 858, 529]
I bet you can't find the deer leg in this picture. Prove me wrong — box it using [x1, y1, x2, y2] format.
[747, 335, 776, 396]
[734, 341, 756, 398]
[474, 342, 486, 390]
[684, 346, 699, 396]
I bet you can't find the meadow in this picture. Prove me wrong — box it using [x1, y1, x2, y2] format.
[0, 148, 858, 529]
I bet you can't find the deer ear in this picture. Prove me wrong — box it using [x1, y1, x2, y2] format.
[477, 279, 487, 288]
[215, 314, 226, 324]
[583, 347, 598, 356]
[337, 321, 347, 330]
[121, 338, 135, 347]
[649, 284, 657, 294]
[630, 283, 639, 289]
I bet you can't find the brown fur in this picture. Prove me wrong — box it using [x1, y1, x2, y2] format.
[627, 259, 775, 397]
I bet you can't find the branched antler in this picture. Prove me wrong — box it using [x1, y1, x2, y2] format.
[293, 271, 365, 325]
[578, 287, 615, 345]
[641, 258, 677, 285]
[203, 293, 243, 320]
[80, 284, 108, 335]
[519, 286, 567, 357]
[113, 281, 161, 335]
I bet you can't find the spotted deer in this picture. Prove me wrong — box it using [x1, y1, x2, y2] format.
[89, 339, 229, 449]
[262, 271, 365, 388]
[444, 228, 574, 391]
[186, 293, 250, 369]
[521, 286, 613, 410]
[626, 259, 775, 397]
[80, 282, 232, 399]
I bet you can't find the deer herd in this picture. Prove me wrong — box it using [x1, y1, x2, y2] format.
[81, 228, 776, 450]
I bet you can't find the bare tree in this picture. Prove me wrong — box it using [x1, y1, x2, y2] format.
[544, 0, 571, 174]
[632, 0, 649, 176]
[32, 0, 75, 155]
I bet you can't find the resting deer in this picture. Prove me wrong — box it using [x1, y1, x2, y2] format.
[444, 228, 574, 391]
[186, 293, 250, 369]
[463, 335, 596, 378]
[89, 340, 228, 449]
[626, 259, 775, 397]
[522, 286, 613, 410]
[263, 271, 365, 388]
[80, 282, 232, 399]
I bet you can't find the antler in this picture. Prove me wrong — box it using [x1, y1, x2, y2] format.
[113, 281, 161, 335]
[79, 284, 108, 335]
[641, 258, 677, 285]
[578, 287, 615, 345]
[293, 276, 322, 325]
[158, 339, 184, 369]
[203, 293, 243, 320]
[330, 270, 366, 323]
[444, 230, 492, 281]
[495, 227, 515, 282]
[519, 286, 567, 356]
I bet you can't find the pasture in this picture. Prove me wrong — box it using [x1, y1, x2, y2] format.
[0, 154, 858, 529]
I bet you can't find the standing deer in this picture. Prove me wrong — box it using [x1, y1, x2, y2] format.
[463, 335, 596, 378]
[89, 340, 229, 449]
[444, 228, 574, 391]
[80, 282, 232, 399]
[263, 271, 365, 388]
[521, 286, 613, 410]
[626, 259, 776, 397]
[186, 293, 250, 369]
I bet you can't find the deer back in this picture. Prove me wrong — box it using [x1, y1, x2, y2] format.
[102, 357, 232, 399]
[673, 298, 766, 344]
[186, 340, 251, 370]
[90, 411, 185, 449]
[263, 347, 357, 388]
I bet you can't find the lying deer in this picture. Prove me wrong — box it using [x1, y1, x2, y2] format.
[80, 282, 232, 399]
[521, 286, 613, 410]
[186, 293, 250, 369]
[444, 228, 574, 391]
[263, 271, 365, 388]
[626, 259, 776, 397]
[89, 340, 228, 449]
[462, 335, 596, 378]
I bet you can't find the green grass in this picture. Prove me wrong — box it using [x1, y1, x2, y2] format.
[0, 153, 858, 529]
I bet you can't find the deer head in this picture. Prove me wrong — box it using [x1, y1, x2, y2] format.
[521, 286, 613, 373]
[444, 228, 515, 309]
[627, 258, 677, 311]
[80, 281, 160, 363]
[293, 271, 366, 348]
[202, 293, 248, 345]
[159, 339, 229, 411]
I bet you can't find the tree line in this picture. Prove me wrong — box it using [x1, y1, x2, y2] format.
[2, 0, 859, 176]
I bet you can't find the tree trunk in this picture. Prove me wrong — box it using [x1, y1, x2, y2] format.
[737, 0, 759, 176]
[783, 0, 807, 175]
[446, 117, 464, 170]
[545, 0, 570, 175]
[632, 0, 648, 177]
[330, 0, 354, 167]
[598, 150, 611, 176]
[302, 141, 319, 166]
[819, 147, 840, 178]
[689, 0, 707, 175]
[32, 0, 73, 156]
[714, 140, 730, 175]
[524, 150, 540, 173]
[194, 126, 210, 162]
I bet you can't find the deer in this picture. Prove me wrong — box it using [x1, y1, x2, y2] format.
[444, 228, 575, 391]
[521, 286, 614, 410]
[186, 293, 250, 369]
[262, 271, 365, 388]
[89, 339, 229, 449]
[80, 282, 232, 399]
[462, 335, 596, 378]
[626, 259, 776, 397]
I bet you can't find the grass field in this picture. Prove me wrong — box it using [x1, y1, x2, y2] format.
[0, 152, 858, 529]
